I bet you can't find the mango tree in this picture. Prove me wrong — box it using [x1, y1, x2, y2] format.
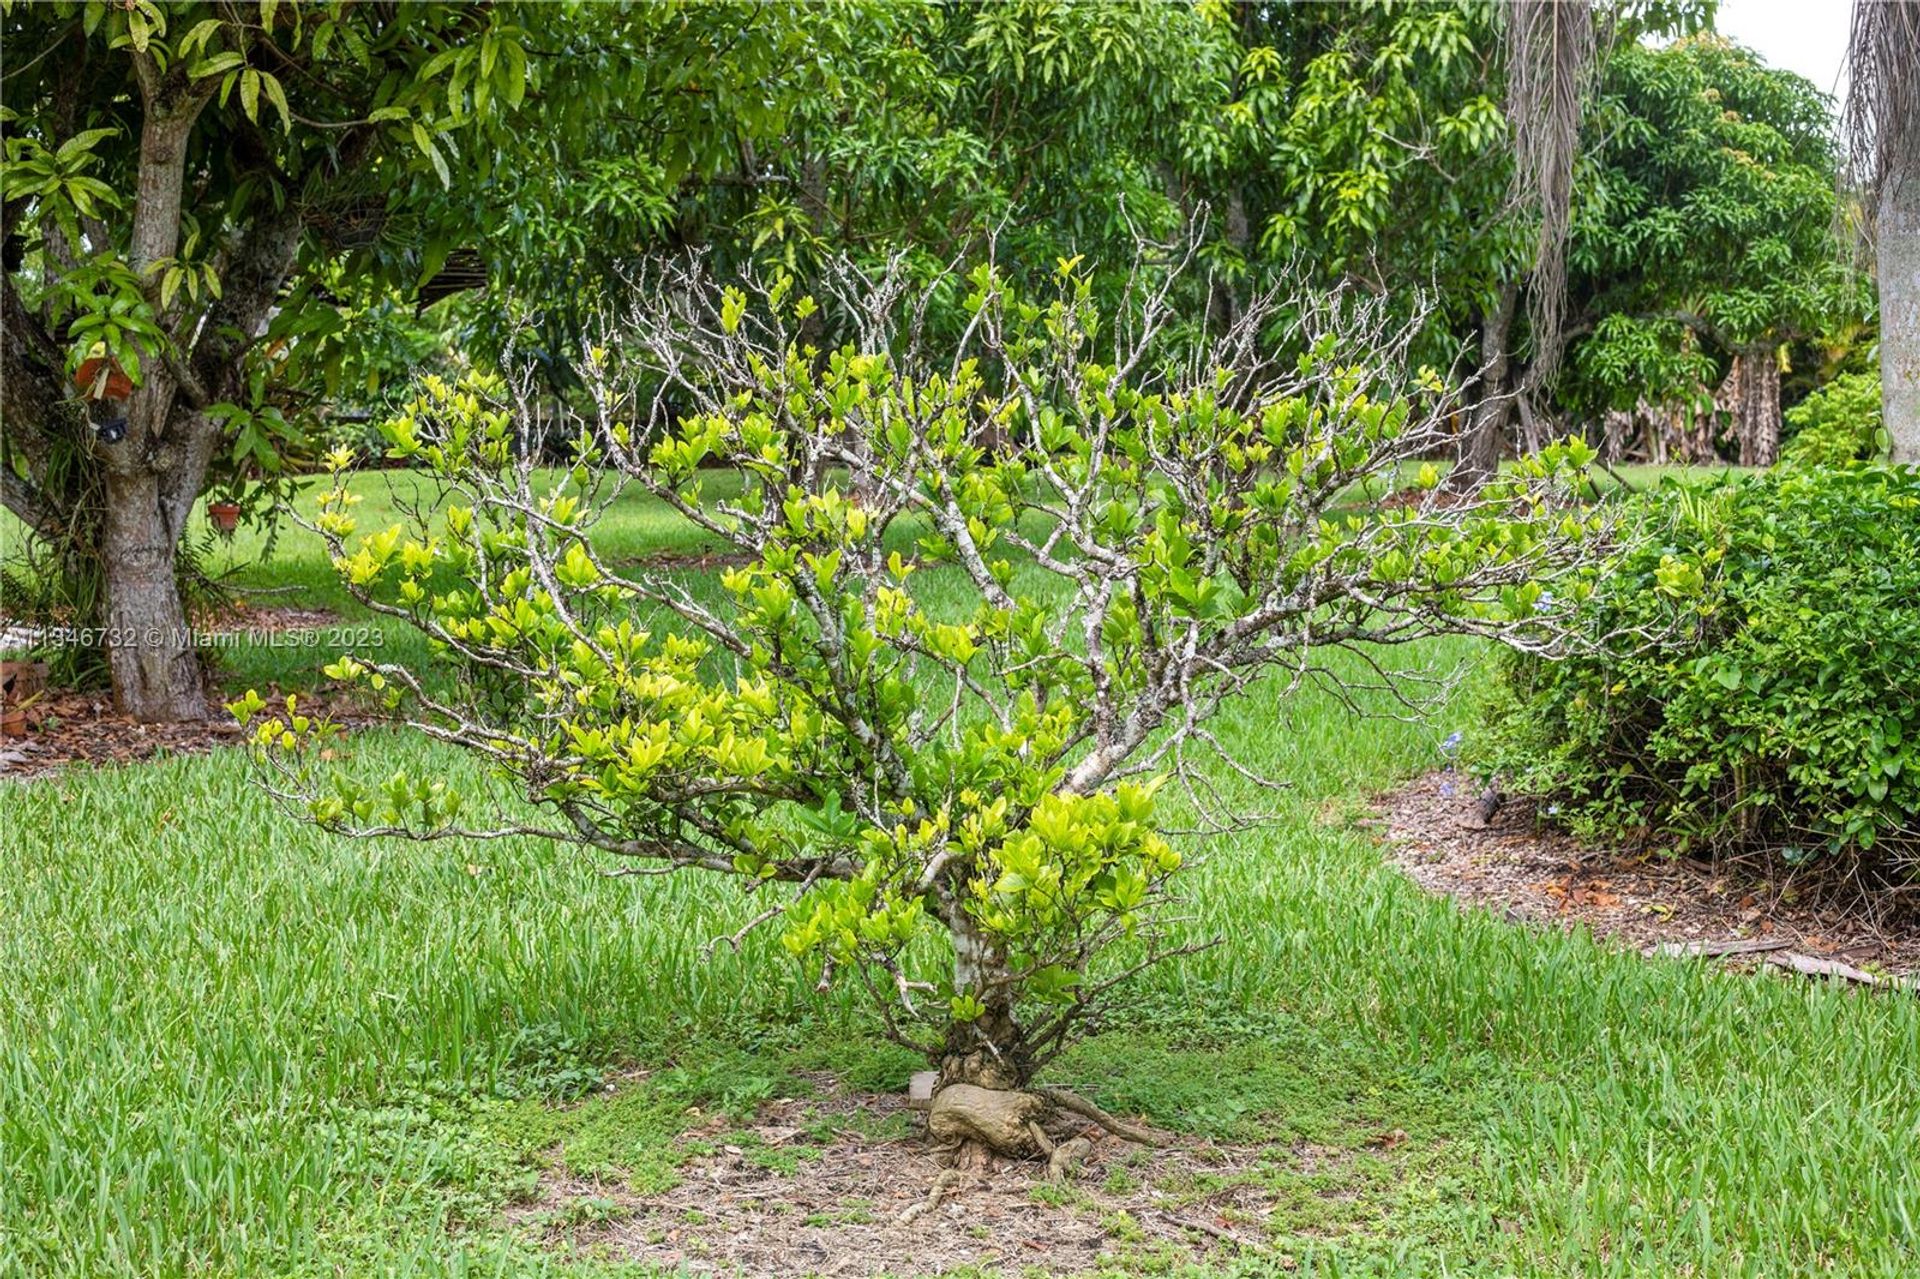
[0, 0, 823, 718]
[1563, 35, 1865, 465]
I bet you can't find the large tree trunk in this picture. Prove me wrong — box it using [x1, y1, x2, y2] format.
[1448, 284, 1518, 492]
[1883, 143, 1920, 465]
[100, 469, 206, 720]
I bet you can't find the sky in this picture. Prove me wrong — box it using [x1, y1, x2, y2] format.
[1710, 0, 1852, 102]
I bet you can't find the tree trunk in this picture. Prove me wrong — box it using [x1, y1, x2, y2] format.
[1882, 142, 1920, 465]
[938, 907, 1029, 1091]
[100, 469, 206, 721]
[1448, 284, 1518, 492]
[1716, 347, 1782, 467]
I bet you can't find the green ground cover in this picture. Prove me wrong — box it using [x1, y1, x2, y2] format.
[3, 469, 1912, 1278]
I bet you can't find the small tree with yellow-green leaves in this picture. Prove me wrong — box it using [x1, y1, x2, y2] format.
[241, 249, 1609, 1160]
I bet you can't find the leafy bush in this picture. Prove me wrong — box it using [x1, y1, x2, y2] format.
[1779, 373, 1885, 469]
[1480, 465, 1920, 868]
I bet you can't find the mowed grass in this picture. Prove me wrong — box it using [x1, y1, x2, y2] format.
[3, 471, 1917, 1278]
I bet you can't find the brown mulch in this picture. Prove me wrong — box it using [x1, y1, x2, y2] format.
[0, 685, 375, 780]
[191, 601, 344, 632]
[0, 688, 248, 778]
[1375, 769, 1920, 979]
[509, 1072, 1299, 1277]
[617, 546, 757, 572]
[0, 604, 369, 779]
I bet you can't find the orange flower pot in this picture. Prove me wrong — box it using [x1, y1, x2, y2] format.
[74, 356, 134, 401]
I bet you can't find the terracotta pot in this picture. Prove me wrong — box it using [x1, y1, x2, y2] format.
[209, 502, 242, 535]
[1, 659, 49, 738]
[74, 356, 134, 401]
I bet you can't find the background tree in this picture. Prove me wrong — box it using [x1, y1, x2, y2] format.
[1183, 0, 1525, 487]
[1844, 0, 1920, 463]
[1562, 35, 1866, 464]
[0, 0, 828, 720]
[1166, 1, 1711, 484]
[244, 251, 1608, 1159]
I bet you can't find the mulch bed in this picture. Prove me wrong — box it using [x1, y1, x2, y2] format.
[616, 547, 758, 572]
[193, 601, 344, 632]
[0, 605, 371, 779]
[1375, 769, 1920, 981]
[0, 685, 383, 780]
[509, 1072, 1302, 1277]
[0, 687, 246, 778]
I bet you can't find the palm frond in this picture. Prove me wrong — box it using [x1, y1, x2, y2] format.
[1503, 0, 1597, 384]
[1842, 0, 1920, 239]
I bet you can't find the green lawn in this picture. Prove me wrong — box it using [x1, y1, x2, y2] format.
[2, 471, 1914, 1278]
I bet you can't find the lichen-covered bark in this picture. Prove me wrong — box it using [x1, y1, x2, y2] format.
[937, 900, 1030, 1092]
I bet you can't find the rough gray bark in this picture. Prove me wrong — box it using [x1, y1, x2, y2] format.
[936, 896, 1028, 1091]
[99, 470, 205, 719]
[90, 75, 217, 721]
[1843, 0, 1920, 463]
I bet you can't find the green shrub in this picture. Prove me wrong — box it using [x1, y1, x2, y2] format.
[1479, 465, 1920, 868]
[1778, 372, 1885, 469]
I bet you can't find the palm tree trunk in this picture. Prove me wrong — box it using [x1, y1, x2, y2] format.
[1882, 143, 1920, 464]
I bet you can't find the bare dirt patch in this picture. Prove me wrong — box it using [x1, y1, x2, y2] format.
[507, 1072, 1305, 1277]
[1376, 769, 1920, 979]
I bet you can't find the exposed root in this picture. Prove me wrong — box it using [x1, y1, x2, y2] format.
[896, 1169, 965, 1224]
[1046, 1135, 1094, 1184]
[927, 1083, 1048, 1157]
[1034, 1085, 1168, 1147]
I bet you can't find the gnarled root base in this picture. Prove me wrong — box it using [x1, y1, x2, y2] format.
[924, 1082, 1167, 1166]
[902, 1083, 1160, 1222]
[927, 1084, 1051, 1159]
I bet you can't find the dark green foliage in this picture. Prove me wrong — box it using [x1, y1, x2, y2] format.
[1564, 35, 1866, 420]
[1779, 373, 1887, 469]
[1481, 467, 1920, 868]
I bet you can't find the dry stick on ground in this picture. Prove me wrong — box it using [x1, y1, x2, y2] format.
[1159, 1209, 1259, 1251]
[1767, 951, 1882, 986]
[895, 1170, 966, 1225]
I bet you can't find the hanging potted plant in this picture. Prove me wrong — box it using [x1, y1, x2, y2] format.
[208, 490, 243, 537]
[73, 347, 133, 401]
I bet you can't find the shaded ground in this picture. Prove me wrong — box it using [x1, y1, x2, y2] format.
[0, 605, 359, 777]
[503, 1070, 1378, 1277]
[0, 687, 245, 777]
[1377, 768, 1920, 979]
